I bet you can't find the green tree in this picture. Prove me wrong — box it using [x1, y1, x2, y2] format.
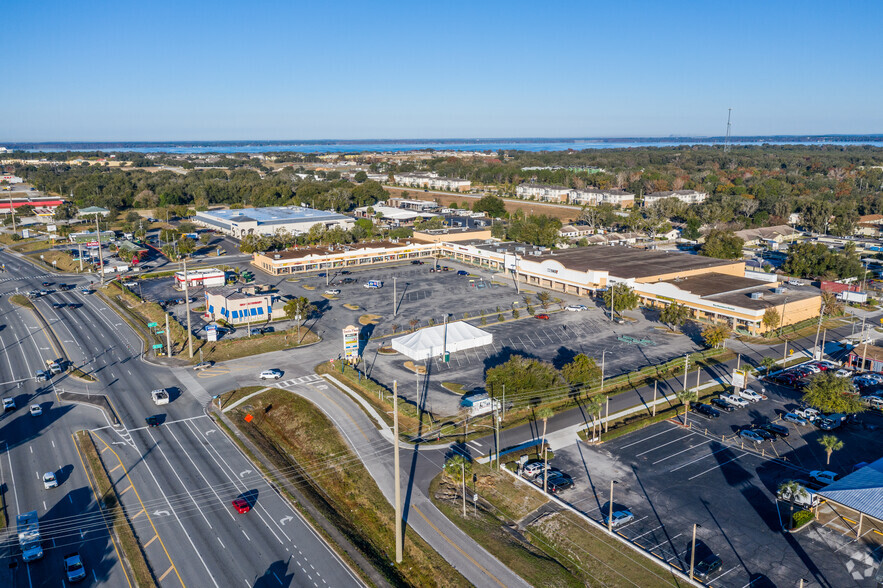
[284, 296, 316, 341]
[761, 356, 777, 372]
[584, 395, 604, 440]
[777, 480, 809, 530]
[354, 171, 368, 183]
[444, 455, 472, 486]
[485, 355, 564, 401]
[53, 202, 78, 220]
[659, 302, 691, 331]
[701, 323, 731, 348]
[699, 230, 744, 259]
[561, 354, 601, 389]
[176, 236, 196, 257]
[125, 211, 141, 223]
[802, 372, 866, 415]
[762, 308, 780, 335]
[536, 290, 552, 309]
[199, 233, 212, 246]
[601, 283, 640, 315]
[472, 195, 506, 218]
[676, 388, 698, 426]
[818, 434, 844, 465]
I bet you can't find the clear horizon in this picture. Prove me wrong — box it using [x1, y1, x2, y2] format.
[4, 0, 882, 142]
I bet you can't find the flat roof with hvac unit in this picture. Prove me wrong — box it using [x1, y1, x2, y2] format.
[195, 206, 354, 238]
[174, 267, 226, 290]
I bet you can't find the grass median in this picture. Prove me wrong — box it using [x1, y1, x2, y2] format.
[225, 387, 468, 587]
[28, 249, 81, 272]
[430, 463, 685, 587]
[75, 431, 156, 588]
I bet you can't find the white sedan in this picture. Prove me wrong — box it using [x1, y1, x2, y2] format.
[324, 289, 341, 295]
[43, 472, 58, 489]
[29, 404, 42, 417]
[259, 369, 283, 380]
[565, 305, 588, 312]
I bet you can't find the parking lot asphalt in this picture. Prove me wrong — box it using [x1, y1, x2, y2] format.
[532, 373, 883, 588]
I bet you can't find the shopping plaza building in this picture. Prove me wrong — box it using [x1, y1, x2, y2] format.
[251, 238, 821, 335]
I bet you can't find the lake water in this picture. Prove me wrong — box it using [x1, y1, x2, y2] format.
[10, 138, 883, 154]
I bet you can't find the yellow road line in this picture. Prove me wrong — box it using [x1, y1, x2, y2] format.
[412, 505, 506, 588]
[94, 433, 186, 588]
[145, 535, 159, 547]
[159, 565, 175, 582]
[132, 508, 145, 520]
[109, 464, 122, 473]
[120, 485, 133, 495]
[101, 446, 110, 453]
[71, 433, 133, 588]
[312, 386, 371, 443]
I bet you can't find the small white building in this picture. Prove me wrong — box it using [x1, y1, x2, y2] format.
[0, 174, 23, 184]
[643, 190, 708, 207]
[175, 268, 226, 290]
[460, 393, 502, 417]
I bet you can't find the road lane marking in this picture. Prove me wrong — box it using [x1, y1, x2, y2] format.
[159, 566, 175, 582]
[668, 446, 733, 472]
[145, 535, 158, 547]
[71, 433, 133, 588]
[413, 505, 507, 588]
[120, 485, 133, 495]
[109, 463, 122, 473]
[92, 434, 186, 588]
[132, 508, 145, 519]
[688, 452, 749, 480]
[651, 442, 710, 465]
[620, 427, 678, 449]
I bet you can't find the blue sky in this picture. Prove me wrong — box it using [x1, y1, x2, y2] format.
[3, 0, 881, 141]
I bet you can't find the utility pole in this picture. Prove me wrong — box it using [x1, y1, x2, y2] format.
[501, 384, 506, 420]
[165, 313, 172, 356]
[607, 480, 617, 532]
[861, 314, 870, 371]
[494, 408, 501, 471]
[683, 354, 689, 393]
[812, 302, 826, 361]
[393, 381, 402, 563]
[95, 215, 105, 286]
[393, 276, 397, 317]
[183, 258, 194, 358]
[652, 380, 658, 417]
[9, 196, 16, 234]
[689, 523, 700, 579]
[461, 461, 466, 517]
[723, 108, 732, 153]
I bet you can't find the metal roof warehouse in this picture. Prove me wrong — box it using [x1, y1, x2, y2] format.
[194, 206, 354, 238]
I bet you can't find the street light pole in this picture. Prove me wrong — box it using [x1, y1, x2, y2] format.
[183, 258, 194, 358]
[689, 523, 701, 579]
[607, 480, 618, 532]
[812, 302, 826, 361]
[95, 214, 105, 287]
[393, 381, 402, 563]
[393, 276, 397, 317]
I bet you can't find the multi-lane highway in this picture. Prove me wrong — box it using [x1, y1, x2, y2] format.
[0, 249, 363, 587]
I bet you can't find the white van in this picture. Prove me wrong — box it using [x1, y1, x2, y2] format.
[864, 396, 883, 411]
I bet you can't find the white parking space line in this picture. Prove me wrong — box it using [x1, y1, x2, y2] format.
[651, 441, 712, 465]
[668, 445, 734, 472]
[620, 426, 680, 449]
[687, 452, 749, 480]
[646, 532, 683, 553]
[629, 524, 665, 541]
[636, 433, 695, 457]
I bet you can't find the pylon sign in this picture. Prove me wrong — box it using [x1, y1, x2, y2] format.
[343, 325, 359, 361]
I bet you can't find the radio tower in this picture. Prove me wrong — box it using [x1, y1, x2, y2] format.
[723, 108, 732, 152]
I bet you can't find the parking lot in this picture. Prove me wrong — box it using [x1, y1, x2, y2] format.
[528, 367, 883, 588]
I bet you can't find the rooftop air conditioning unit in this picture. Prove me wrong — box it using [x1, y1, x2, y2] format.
[750, 292, 764, 300]
[774, 287, 786, 294]
[274, 254, 281, 259]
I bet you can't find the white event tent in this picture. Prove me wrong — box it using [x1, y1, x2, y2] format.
[391, 322, 492, 361]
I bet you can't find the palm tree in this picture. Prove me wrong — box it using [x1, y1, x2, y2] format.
[537, 407, 554, 451]
[761, 356, 776, 373]
[585, 396, 603, 441]
[819, 435, 844, 465]
[676, 388, 699, 427]
[444, 454, 472, 485]
[778, 480, 809, 530]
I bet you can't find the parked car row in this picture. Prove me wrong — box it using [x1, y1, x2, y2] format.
[769, 361, 846, 389]
[520, 460, 574, 494]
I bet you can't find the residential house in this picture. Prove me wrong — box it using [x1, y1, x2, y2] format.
[734, 225, 800, 249]
[857, 214, 883, 237]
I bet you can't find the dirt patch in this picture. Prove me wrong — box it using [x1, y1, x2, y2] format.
[384, 187, 581, 221]
[343, 303, 360, 310]
[403, 361, 427, 375]
[358, 314, 382, 325]
[302, 285, 316, 290]
[441, 382, 467, 394]
[377, 346, 397, 355]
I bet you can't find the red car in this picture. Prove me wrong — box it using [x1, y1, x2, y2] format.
[232, 498, 250, 514]
[535, 314, 550, 320]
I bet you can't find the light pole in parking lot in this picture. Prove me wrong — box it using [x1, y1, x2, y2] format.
[689, 523, 701, 579]
[393, 276, 397, 317]
[607, 480, 618, 532]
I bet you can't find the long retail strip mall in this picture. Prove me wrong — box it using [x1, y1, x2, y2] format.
[251, 231, 821, 336]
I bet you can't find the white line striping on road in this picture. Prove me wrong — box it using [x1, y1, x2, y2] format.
[646, 532, 683, 553]
[218, 537, 225, 549]
[242, 530, 250, 540]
